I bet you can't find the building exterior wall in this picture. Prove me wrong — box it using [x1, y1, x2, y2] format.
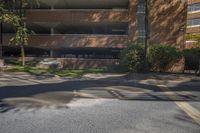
[186, 0, 200, 48]
[187, 12, 200, 19]
[3, 34, 128, 49]
[128, 0, 138, 42]
[26, 10, 129, 23]
[2, 0, 187, 57]
[149, 0, 187, 48]
[187, 26, 200, 34]
[188, 0, 200, 4]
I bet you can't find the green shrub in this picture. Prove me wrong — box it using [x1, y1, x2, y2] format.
[183, 48, 200, 72]
[120, 43, 145, 72]
[183, 48, 200, 57]
[148, 45, 181, 72]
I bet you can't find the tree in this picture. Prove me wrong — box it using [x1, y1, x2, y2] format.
[0, 0, 29, 66]
[148, 45, 181, 72]
[120, 43, 145, 72]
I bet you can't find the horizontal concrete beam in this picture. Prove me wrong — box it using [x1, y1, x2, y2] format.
[3, 34, 128, 49]
[26, 0, 128, 9]
[187, 26, 200, 33]
[188, 0, 200, 5]
[188, 12, 200, 19]
[25, 9, 129, 23]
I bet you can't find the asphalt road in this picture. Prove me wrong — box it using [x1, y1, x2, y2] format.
[0, 72, 199, 133]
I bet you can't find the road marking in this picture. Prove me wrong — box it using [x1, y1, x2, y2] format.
[9, 77, 44, 84]
[158, 85, 200, 125]
[106, 87, 149, 100]
[107, 90, 124, 99]
[73, 90, 100, 98]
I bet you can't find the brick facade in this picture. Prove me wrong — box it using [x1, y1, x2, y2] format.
[2, 0, 187, 56]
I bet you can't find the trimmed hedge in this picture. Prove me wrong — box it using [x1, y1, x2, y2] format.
[183, 48, 200, 57]
[148, 45, 181, 72]
[183, 48, 200, 73]
[120, 43, 145, 72]
[120, 44, 181, 72]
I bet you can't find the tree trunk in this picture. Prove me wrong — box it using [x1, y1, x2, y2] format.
[20, 45, 25, 66]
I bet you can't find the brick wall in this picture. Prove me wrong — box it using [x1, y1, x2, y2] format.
[26, 10, 129, 23]
[149, 0, 187, 48]
[188, 0, 200, 4]
[2, 0, 187, 49]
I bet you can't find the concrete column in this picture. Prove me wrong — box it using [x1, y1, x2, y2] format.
[51, 28, 54, 35]
[128, 0, 138, 42]
[50, 49, 54, 58]
[0, 22, 4, 66]
[0, 59, 4, 67]
[0, 22, 3, 59]
[51, 5, 54, 10]
[0, 44, 2, 60]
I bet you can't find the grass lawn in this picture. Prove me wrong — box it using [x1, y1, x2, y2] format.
[3, 66, 107, 78]
[2, 60, 126, 77]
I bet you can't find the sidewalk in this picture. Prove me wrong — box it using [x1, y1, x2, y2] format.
[124, 73, 200, 86]
[83, 72, 200, 87]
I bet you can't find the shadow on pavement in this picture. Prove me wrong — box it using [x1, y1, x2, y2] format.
[0, 73, 199, 113]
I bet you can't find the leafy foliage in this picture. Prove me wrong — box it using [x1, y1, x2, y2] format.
[186, 34, 200, 41]
[9, 25, 29, 46]
[120, 43, 145, 72]
[183, 48, 200, 73]
[21, 0, 29, 8]
[148, 45, 181, 72]
[186, 34, 200, 47]
[0, 13, 20, 26]
[0, 2, 5, 11]
[3, 66, 106, 78]
[0, 0, 30, 66]
[0, 1, 29, 46]
[183, 48, 200, 58]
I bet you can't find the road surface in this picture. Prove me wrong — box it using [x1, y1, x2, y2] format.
[0, 72, 199, 133]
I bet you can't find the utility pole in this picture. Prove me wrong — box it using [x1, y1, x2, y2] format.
[0, 22, 2, 59]
[0, 19, 4, 66]
[144, 0, 149, 73]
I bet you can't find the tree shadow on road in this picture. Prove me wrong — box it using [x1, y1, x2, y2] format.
[0, 73, 199, 113]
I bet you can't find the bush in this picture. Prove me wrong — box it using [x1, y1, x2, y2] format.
[120, 43, 145, 72]
[148, 45, 181, 72]
[183, 48, 200, 72]
[183, 48, 200, 57]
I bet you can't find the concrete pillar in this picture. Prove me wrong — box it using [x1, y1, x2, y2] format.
[0, 23, 4, 67]
[0, 59, 4, 67]
[51, 5, 54, 10]
[50, 49, 54, 58]
[0, 22, 3, 59]
[51, 28, 54, 35]
[0, 45, 2, 60]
